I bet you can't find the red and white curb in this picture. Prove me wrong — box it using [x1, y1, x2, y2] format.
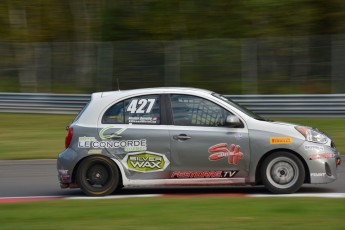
[1, 193, 345, 203]
[0, 194, 160, 203]
[0, 196, 64, 203]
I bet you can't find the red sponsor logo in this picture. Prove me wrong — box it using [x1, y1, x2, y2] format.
[171, 171, 238, 178]
[171, 171, 222, 178]
[208, 143, 244, 165]
[308, 153, 334, 160]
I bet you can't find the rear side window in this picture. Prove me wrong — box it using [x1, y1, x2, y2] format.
[102, 95, 160, 125]
[102, 101, 125, 124]
[73, 102, 90, 122]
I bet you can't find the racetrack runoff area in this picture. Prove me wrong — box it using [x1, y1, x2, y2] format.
[1, 195, 345, 230]
[1, 193, 345, 203]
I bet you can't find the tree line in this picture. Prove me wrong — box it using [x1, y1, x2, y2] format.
[0, 0, 344, 42]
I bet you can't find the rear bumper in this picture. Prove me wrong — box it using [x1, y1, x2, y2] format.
[57, 148, 78, 186]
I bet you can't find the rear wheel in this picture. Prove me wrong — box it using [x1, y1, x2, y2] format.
[77, 156, 120, 196]
[261, 152, 305, 194]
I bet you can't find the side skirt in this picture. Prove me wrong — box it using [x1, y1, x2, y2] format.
[124, 178, 246, 188]
[111, 158, 246, 188]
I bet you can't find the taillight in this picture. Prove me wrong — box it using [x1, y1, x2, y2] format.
[65, 127, 73, 148]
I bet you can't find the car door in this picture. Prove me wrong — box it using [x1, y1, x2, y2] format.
[97, 94, 171, 180]
[168, 94, 250, 179]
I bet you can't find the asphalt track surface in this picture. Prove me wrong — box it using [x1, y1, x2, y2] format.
[1, 157, 344, 198]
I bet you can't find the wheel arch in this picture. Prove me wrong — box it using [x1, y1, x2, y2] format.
[72, 155, 123, 187]
[254, 148, 310, 185]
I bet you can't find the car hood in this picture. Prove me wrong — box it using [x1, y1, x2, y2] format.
[269, 120, 299, 127]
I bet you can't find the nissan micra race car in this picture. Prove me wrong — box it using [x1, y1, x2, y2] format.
[57, 87, 341, 196]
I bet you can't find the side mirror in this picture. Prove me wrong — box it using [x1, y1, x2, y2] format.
[225, 115, 242, 127]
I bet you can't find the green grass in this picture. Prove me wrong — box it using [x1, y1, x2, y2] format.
[0, 113, 344, 160]
[0, 113, 75, 160]
[0, 197, 345, 229]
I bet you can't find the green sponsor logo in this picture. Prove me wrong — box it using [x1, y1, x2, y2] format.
[99, 127, 127, 139]
[123, 151, 169, 173]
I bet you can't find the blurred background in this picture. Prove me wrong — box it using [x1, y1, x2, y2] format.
[1, 0, 345, 94]
[1, 5, 345, 227]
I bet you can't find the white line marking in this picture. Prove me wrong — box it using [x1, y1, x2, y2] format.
[65, 194, 161, 200]
[2, 193, 345, 203]
[250, 193, 345, 198]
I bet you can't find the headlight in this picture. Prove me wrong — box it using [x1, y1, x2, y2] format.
[295, 126, 329, 144]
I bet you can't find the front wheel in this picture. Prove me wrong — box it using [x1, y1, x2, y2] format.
[261, 152, 305, 194]
[77, 156, 120, 196]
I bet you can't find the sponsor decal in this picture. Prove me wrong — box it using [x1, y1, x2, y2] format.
[99, 127, 127, 140]
[208, 143, 244, 165]
[171, 171, 238, 178]
[310, 173, 326, 177]
[270, 137, 292, 144]
[304, 145, 324, 151]
[88, 149, 102, 154]
[78, 137, 147, 151]
[122, 151, 170, 173]
[79, 136, 97, 143]
[234, 133, 243, 140]
[127, 98, 156, 114]
[308, 153, 334, 160]
[58, 169, 69, 175]
[58, 169, 71, 181]
[128, 116, 158, 124]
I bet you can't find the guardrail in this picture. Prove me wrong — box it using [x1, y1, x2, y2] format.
[0, 93, 90, 115]
[231, 94, 345, 117]
[0, 92, 345, 117]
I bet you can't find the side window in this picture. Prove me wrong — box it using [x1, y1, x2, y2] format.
[124, 95, 160, 125]
[102, 95, 161, 125]
[102, 101, 125, 124]
[170, 94, 232, 127]
[73, 101, 90, 122]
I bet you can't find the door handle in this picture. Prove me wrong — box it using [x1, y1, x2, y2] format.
[173, 134, 191, 141]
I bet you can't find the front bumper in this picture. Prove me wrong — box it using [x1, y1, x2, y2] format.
[300, 144, 341, 184]
[336, 155, 341, 166]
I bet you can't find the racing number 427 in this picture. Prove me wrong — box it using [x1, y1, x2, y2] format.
[127, 99, 155, 114]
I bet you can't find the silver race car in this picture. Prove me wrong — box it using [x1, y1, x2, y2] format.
[57, 87, 341, 196]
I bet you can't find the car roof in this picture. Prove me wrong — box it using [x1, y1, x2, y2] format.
[92, 87, 214, 99]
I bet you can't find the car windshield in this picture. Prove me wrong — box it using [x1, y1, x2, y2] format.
[212, 93, 266, 121]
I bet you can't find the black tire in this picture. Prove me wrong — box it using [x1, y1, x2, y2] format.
[261, 152, 305, 194]
[77, 156, 120, 196]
